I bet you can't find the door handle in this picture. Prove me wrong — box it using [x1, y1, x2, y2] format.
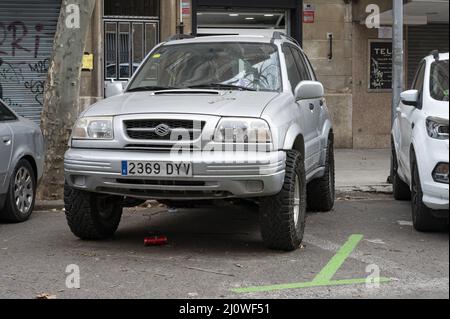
[2, 136, 11, 144]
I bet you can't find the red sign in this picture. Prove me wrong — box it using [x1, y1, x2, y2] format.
[303, 11, 315, 24]
[182, 0, 191, 16]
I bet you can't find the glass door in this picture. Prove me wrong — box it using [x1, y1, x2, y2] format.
[104, 20, 159, 82]
[197, 9, 289, 37]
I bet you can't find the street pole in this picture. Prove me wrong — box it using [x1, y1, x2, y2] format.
[392, 0, 404, 127]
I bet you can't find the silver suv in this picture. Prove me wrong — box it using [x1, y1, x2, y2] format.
[64, 33, 335, 251]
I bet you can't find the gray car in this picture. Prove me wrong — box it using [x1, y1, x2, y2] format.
[64, 33, 335, 251]
[0, 99, 44, 222]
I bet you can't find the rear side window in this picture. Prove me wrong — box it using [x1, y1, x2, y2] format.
[0, 101, 17, 122]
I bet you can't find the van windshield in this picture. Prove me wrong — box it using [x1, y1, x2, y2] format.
[430, 60, 449, 102]
[127, 42, 282, 93]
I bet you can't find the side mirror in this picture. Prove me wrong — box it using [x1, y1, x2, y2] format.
[400, 90, 419, 107]
[105, 81, 125, 98]
[295, 81, 325, 101]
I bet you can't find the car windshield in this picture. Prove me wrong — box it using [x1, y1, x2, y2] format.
[430, 60, 449, 102]
[127, 42, 282, 93]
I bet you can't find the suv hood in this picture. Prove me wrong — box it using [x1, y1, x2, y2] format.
[82, 90, 280, 118]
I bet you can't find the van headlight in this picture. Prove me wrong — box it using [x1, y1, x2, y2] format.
[72, 117, 114, 140]
[214, 118, 272, 144]
[426, 117, 449, 140]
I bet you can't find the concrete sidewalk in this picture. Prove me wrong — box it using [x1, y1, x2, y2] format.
[35, 149, 393, 210]
[335, 148, 392, 193]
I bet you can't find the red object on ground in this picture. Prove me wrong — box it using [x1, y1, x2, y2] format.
[144, 236, 168, 246]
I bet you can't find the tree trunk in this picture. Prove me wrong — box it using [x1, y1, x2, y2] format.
[38, 0, 96, 200]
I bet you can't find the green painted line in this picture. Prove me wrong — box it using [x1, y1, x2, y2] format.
[232, 277, 391, 294]
[232, 234, 390, 294]
[312, 234, 364, 283]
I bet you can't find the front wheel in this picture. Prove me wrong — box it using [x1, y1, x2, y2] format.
[307, 134, 335, 212]
[64, 184, 123, 240]
[0, 159, 36, 223]
[259, 150, 306, 251]
[411, 152, 445, 232]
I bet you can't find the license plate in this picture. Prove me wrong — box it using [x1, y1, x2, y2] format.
[121, 161, 193, 177]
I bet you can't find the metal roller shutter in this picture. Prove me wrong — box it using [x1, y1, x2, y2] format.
[0, 0, 61, 124]
[407, 24, 449, 87]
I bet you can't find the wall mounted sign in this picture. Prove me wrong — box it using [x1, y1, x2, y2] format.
[368, 39, 392, 92]
[182, 0, 191, 17]
[303, 3, 315, 24]
[82, 53, 94, 71]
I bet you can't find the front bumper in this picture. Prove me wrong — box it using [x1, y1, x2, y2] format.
[64, 149, 286, 200]
[415, 138, 449, 211]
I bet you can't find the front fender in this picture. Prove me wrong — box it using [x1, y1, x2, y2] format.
[282, 123, 305, 150]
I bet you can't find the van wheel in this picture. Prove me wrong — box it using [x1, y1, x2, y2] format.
[64, 184, 123, 240]
[259, 150, 306, 251]
[0, 159, 36, 223]
[307, 134, 335, 212]
[391, 141, 411, 200]
[411, 152, 444, 232]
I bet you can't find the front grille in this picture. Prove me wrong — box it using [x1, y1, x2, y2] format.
[124, 119, 205, 141]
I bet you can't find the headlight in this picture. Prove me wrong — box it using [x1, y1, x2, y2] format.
[214, 118, 272, 144]
[426, 117, 449, 140]
[72, 117, 114, 140]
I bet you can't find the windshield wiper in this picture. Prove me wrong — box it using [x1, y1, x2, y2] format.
[188, 83, 256, 91]
[127, 86, 178, 92]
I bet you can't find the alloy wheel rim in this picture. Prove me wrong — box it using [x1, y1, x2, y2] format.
[293, 175, 301, 226]
[14, 167, 33, 215]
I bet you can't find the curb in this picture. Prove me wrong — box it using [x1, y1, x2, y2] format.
[34, 200, 65, 212]
[336, 184, 393, 194]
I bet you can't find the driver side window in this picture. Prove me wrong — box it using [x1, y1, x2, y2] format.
[412, 62, 426, 91]
[411, 61, 426, 108]
[283, 46, 302, 93]
[0, 101, 17, 122]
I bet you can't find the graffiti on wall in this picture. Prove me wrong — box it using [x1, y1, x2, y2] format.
[0, 20, 54, 112]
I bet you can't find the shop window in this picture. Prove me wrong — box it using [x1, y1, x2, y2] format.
[105, 21, 159, 81]
[104, 0, 160, 17]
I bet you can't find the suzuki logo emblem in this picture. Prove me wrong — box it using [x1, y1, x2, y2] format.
[154, 124, 171, 137]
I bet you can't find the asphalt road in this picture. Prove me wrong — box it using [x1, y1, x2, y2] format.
[0, 195, 448, 299]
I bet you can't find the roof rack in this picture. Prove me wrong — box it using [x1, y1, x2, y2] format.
[271, 31, 301, 47]
[430, 50, 440, 61]
[166, 34, 196, 42]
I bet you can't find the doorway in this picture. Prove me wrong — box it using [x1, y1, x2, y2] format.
[196, 9, 289, 37]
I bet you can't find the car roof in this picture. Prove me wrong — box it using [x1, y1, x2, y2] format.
[162, 34, 300, 48]
[424, 52, 449, 64]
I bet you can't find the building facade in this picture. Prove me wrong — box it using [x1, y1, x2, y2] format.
[0, 0, 448, 148]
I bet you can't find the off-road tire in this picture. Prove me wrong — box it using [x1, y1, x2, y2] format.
[411, 152, 445, 232]
[64, 184, 123, 240]
[260, 150, 306, 251]
[307, 134, 335, 212]
[391, 140, 411, 201]
[0, 159, 36, 223]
